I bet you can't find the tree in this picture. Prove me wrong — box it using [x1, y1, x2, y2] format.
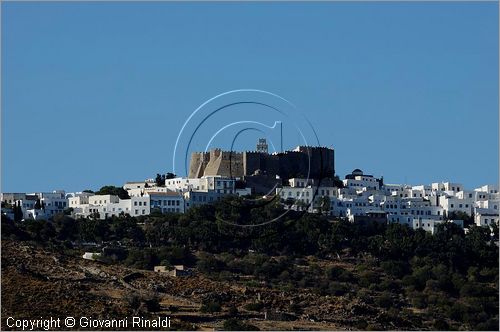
[95, 186, 130, 199]
[196, 253, 223, 273]
[332, 175, 344, 188]
[375, 292, 393, 309]
[78, 218, 109, 242]
[34, 199, 42, 210]
[200, 299, 222, 313]
[13, 202, 23, 222]
[223, 319, 259, 331]
[25, 220, 56, 242]
[155, 174, 166, 187]
[53, 214, 78, 241]
[490, 222, 499, 240]
[447, 211, 474, 227]
[166, 172, 176, 179]
[318, 196, 331, 215]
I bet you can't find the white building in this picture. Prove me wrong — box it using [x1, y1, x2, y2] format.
[343, 169, 382, 192]
[163, 176, 235, 194]
[432, 182, 464, 193]
[413, 219, 464, 235]
[475, 185, 499, 195]
[20, 191, 69, 220]
[149, 191, 185, 213]
[439, 195, 473, 217]
[71, 194, 150, 219]
[123, 181, 155, 190]
[474, 210, 499, 227]
[68, 192, 94, 207]
[278, 181, 337, 213]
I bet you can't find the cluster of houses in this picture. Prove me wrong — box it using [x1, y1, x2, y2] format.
[2, 169, 499, 235]
[0, 175, 248, 221]
[280, 169, 499, 234]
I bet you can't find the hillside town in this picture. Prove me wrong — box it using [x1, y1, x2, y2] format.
[2, 139, 499, 236]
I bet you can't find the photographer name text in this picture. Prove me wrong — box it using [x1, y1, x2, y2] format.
[6, 316, 171, 331]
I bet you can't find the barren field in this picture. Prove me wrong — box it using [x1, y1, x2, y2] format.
[1, 240, 417, 330]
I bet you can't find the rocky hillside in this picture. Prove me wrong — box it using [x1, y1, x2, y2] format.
[1, 240, 423, 331]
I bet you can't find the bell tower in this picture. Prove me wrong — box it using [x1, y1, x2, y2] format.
[256, 138, 268, 154]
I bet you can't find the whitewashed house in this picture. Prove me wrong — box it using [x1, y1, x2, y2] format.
[149, 191, 185, 213]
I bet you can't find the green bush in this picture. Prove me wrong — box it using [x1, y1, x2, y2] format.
[125, 292, 141, 310]
[478, 267, 499, 283]
[326, 266, 345, 279]
[328, 281, 348, 296]
[411, 266, 433, 291]
[244, 302, 264, 312]
[402, 275, 416, 288]
[448, 302, 467, 322]
[410, 292, 427, 309]
[375, 292, 393, 309]
[338, 269, 355, 282]
[289, 303, 303, 315]
[228, 305, 239, 317]
[197, 253, 223, 274]
[223, 318, 259, 331]
[356, 288, 374, 304]
[380, 260, 409, 278]
[354, 320, 368, 330]
[200, 300, 222, 313]
[124, 249, 156, 270]
[358, 270, 380, 288]
[475, 318, 499, 331]
[379, 279, 399, 292]
[144, 296, 161, 312]
[432, 318, 449, 330]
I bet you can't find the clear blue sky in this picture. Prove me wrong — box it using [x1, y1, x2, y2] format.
[2, 2, 498, 193]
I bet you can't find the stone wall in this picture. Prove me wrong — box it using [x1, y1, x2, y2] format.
[188, 146, 334, 181]
[189, 150, 245, 178]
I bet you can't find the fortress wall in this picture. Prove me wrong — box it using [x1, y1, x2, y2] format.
[278, 152, 309, 179]
[277, 147, 334, 180]
[261, 154, 280, 176]
[244, 152, 280, 176]
[188, 152, 210, 178]
[307, 147, 335, 178]
[203, 152, 223, 176]
[243, 152, 262, 176]
[217, 152, 244, 177]
[189, 146, 334, 180]
[203, 151, 244, 177]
